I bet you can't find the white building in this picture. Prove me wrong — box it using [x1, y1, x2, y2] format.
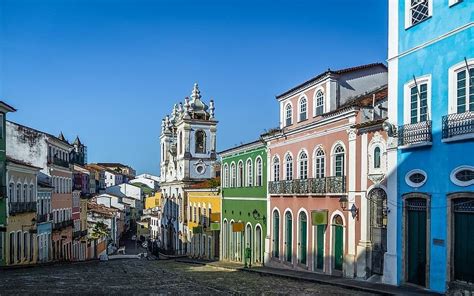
[159, 83, 218, 255]
[129, 173, 160, 190]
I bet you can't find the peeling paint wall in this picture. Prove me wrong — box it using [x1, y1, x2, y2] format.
[6, 122, 49, 178]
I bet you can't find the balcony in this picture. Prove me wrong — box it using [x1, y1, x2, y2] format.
[442, 111, 474, 142]
[269, 177, 346, 195]
[50, 156, 70, 168]
[9, 202, 37, 215]
[53, 219, 74, 230]
[73, 229, 88, 239]
[37, 213, 52, 223]
[398, 121, 432, 148]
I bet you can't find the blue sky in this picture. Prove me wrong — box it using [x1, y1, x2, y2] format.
[1, 0, 388, 175]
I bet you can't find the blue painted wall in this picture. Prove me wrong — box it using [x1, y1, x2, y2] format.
[396, 1, 474, 293]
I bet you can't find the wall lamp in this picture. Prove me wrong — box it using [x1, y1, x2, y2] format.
[339, 196, 359, 219]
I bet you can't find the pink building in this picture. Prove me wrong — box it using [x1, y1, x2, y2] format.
[263, 63, 390, 280]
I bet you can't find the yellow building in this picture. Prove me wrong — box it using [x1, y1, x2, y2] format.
[6, 158, 40, 266]
[185, 186, 221, 260]
[145, 192, 161, 210]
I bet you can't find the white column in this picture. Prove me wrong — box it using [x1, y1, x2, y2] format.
[346, 128, 357, 278]
[264, 146, 272, 265]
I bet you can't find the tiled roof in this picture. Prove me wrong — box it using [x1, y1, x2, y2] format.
[276, 63, 387, 99]
[0, 101, 16, 112]
[6, 156, 42, 170]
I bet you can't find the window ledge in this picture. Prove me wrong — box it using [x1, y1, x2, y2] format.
[398, 141, 432, 150]
[405, 16, 432, 31]
[442, 133, 474, 143]
[449, 0, 463, 7]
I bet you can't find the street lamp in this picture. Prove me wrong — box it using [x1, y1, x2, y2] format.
[338, 196, 359, 219]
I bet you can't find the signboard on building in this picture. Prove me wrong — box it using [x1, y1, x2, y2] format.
[210, 222, 220, 231]
[232, 222, 244, 232]
[312, 210, 328, 225]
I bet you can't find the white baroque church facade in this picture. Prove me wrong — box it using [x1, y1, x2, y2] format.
[159, 83, 218, 254]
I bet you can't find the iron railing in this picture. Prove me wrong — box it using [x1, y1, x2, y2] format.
[73, 229, 88, 239]
[398, 121, 432, 146]
[9, 202, 37, 214]
[442, 111, 474, 139]
[37, 213, 52, 223]
[269, 176, 346, 195]
[50, 157, 70, 168]
[53, 219, 74, 230]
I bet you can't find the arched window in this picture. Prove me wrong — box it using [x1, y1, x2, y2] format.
[298, 211, 307, 265]
[285, 154, 293, 181]
[246, 159, 253, 187]
[315, 149, 325, 178]
[315, 91, 324, 116]
[195, 130, 206, 154]
[237, 161, 243, 187]
[16, 184, 22, 202]
[223, 164, 229, 188]
[273, 157, 280, 182]
[285, 211, 292, 262]
[374, 147, 381, 169]
[299, 151, 308, 179]
[230, 163, 236, 188]
[299, 97, 307, 121]
[273, 210, 280, 258]
[285, 104, 292, 127]
[23, 184, 28, 202]
[181, 131, 184, 154]
[9, 183, 14, 202]
[334, 145, 345, 177]
[178, 131, 182, 155]
[256, 157, 263, 186]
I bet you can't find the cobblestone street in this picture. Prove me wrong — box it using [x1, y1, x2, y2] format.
[0, 260, 377, 295]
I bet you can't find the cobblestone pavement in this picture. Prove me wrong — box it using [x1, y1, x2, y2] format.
[0, 260, 377, 295]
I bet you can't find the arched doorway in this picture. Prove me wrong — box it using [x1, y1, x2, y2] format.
[246, 224, 252, 263]
[255, 225, 262, 263]
[369, 188, 387, 275]
[298, 211, 307, 265]
[208, 237, 212, 259]
[272, 210, 280, 259]
[223, 220, 228, 260]
[333, 215, 344, 272]
[285, 211, 293, 263]
[404, 195, 428, 287]
[450, 194, 474, 284]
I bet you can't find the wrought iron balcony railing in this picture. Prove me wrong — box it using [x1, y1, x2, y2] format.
[37, 213, 52, 223]
[49, 157, 70, 168]
[9, 202, 37, 215]
[269, 176, 346, 195]
[398, 120, 432, 147]
[53, 219, 74, 230]
[73, 229, 88, 239]
[442, 111, 474, 140]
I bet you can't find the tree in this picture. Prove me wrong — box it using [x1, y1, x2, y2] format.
[90, 221, 109, 240]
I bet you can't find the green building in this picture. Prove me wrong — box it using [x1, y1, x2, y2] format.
[0, 101, 16, 266]
[220, 141, 267, 265]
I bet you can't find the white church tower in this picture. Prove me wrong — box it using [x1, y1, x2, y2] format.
[159, 83, 217, 254]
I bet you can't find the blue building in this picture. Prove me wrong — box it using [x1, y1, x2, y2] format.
[384, 0, 474, 293]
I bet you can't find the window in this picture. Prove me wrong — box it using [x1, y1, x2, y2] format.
[195, 130, 206, 154]
[374, 147, 381, 169]
[16, 232, 21, 262]
[273, 157, 280, 182]
[299, 97, 307, 121]
[9, 183, 14, 202]
[410, 83, 428, 124]
[246, 159, 253, 187]
[315, 91, 324, 116]
[285, 211, 292, 262]
[223, 164, 229, 188]
[0, 114, 3, 139]
[450, 166, 474, 187]
[16, 184, 21, 202]
[299, 151, 308, 179]
[237, 161, 243, 187]
[298, 212, 307, 265]
[256, 157, 263, 186]
[315, 149, 325, 178]
[230, 163, 236, 188]
[285, 104, 292, 127]
[178, 131, 182, 155]
[23, 184, 28, 202]
[405, 169, 428, 187]
[407, 0, 431, 27]
[455, 67, 473, 113]
[334, 145, 345, 177]
[285, 154, 293, 181]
